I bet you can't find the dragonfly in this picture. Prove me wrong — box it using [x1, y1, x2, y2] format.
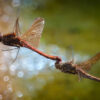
[0, 17, 62, 63]
[55, 52, 100, 82]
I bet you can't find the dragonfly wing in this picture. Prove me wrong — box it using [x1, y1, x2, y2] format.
[13, 17, 20, 36]
[77, 52, 100, 70]
[21, 17, 44, 48]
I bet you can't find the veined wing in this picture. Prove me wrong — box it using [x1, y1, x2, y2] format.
[21, 17, 44, 48]
[77, 52, 100, 70]
[13, 17, 20, 36]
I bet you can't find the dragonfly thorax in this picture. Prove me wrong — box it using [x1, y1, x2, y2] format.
[0, 33, 22, 47]
[55, 62, 77, 74]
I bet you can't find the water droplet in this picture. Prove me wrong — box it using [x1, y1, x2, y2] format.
[16, 91, 23, 98]
[10, 65, 16, 71]
[3, 76, 9, 82]
[17, 71, 24, 78]
[7, 84, 13, 92]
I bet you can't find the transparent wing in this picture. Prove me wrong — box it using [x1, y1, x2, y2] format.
[21, 17, 44, 48]
[77, 52, 100, 70]
[13, 17, 20, 36]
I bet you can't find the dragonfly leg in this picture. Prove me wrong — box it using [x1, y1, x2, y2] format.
[11, 47, 20, 63]
[1, 47, 18, 51]
[77, 70, 82, 82]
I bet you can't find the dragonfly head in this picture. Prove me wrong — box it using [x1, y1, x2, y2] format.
[0, 33, 3, 42]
